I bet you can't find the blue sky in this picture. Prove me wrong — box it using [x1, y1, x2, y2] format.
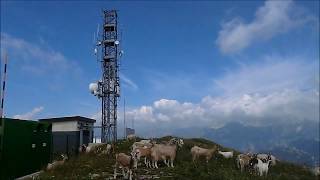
[0, 0, 319, 136]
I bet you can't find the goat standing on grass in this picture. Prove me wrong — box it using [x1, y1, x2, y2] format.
[132, 146, 152, 168]
[151, 138, 184, 168]
[236, 153, 253, 172]
[46, 154, 68, 171]
[79, 144, 87, 153]
[218, 150, 234, 158]
[249, 154, 272, 176]
[257, 153, 276, 167]
[114, 152, 139, 180]
[191, 145, 217, 163]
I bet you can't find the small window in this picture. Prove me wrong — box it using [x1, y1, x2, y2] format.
[32, 144, 36, 148]
[42, 143, 47, 147]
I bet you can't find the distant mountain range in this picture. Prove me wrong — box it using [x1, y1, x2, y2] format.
[171, 121, 319, 166]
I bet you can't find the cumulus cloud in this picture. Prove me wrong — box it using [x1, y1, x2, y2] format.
[13, 106, 44, 120]
[124, 57, 319, 136]
[216, 0, 316, 54]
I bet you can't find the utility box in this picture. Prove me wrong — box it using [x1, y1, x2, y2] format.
[39, 116, 95, 157]
[0, 118, 52, 180]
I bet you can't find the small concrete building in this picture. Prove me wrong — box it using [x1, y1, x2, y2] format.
[39, 116, 95, 156]
[126, 127, 135, 136]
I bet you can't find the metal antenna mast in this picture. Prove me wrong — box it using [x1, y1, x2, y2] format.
[90, 10, 121, 143]
[101, 10, 120, 143]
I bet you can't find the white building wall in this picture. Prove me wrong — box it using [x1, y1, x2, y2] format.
[52, 121, 79, 132]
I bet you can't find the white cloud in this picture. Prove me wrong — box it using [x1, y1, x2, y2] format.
[124, 57, 319, 135]
[127, 89, 318, 133]
[120, 73, 139, 90]
[213, 56, 318, 95]
[216, 0, 315, 54]
[0, 33, 80, 75]
[13, 106, 44, 120]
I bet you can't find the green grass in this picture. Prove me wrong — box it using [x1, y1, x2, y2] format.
[35, 137, 318, 180]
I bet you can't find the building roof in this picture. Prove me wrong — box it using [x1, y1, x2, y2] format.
[39, 116, 96, 123]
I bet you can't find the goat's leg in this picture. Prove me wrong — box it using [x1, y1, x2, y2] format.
[192, 155, 196, 162]
[113, 167, 117, 179]
[170, 159, 174, 168]
[129, 169, 132, 180]
[166, 159, 170, 167]
[152, 160, 155, 168]
[122, 168, 126, 178]
[148, 160, 151, 168]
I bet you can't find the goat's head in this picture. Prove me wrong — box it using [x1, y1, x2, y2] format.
[60, 154, 68, 161]
[131, 150, 139, 161]
[133, 149, 142, 160]
[178, 139, 184, 147]
[249, 156, 258, 167]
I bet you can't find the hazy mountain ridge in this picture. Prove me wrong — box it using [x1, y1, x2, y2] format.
[201, 122, 320, 166]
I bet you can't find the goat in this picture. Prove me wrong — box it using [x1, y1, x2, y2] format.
[191, 145, 217, 163]
[257, 153, 276, 166]
[133, 146, 152, 168]
[127, 134, 136, 141]
[100, 144, 112, 155]
[218, 151, 233, 158]
[79, 144, 87, 153]
[85, 143, 108, 153]
[249, 154, 272, 176]
[132, 140, 153, 151]
[46, 154, 68, 171]
[312, 166, 320, 176]
[236, 153, 253, 172]
[114, 152, 138, 180]
[151, 139, 184, 168]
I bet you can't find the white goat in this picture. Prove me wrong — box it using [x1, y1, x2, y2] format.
[86, 143, 108, 153]
[191, 145, 217, 163]
[114, 152, 138, 180]
[249, 155, 272, 176]
[312, 166, 320, 176]
[151, 139, 184, 168]
[218, 151, 233, 158]
[46, 154, 68, 171]
[257, 153, 276, 166]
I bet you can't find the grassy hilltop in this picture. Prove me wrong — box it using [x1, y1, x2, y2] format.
[37, 137, 317, 180]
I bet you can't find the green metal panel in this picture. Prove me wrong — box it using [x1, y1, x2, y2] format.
[0, 118, 52, 180]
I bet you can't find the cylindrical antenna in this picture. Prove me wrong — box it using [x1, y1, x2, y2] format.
[0, 53, 8, 118]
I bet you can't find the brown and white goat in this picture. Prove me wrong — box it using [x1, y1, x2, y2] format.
[133, 146, 152, 168]
[114, 152, 138, 180]
[236, 153, 253, 172]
